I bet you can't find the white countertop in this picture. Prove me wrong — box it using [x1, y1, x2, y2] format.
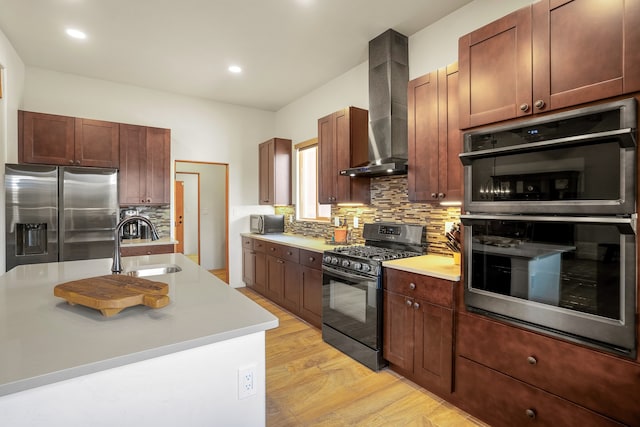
[241, 232, 335, 252]
[0, 253, 278, 397]
[383, 254, 461, 282]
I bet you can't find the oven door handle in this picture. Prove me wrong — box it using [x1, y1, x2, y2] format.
[460, 214, 636, 234]
[459, 128, 636, 166]
[322, 265, 377, 282]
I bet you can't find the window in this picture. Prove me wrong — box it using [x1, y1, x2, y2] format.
[296, 138, 330, 221]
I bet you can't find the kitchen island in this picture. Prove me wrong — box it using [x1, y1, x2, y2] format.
[0, 253, 278, 427]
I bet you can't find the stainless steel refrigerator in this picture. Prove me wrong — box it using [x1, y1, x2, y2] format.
[5, 163, 118, 271]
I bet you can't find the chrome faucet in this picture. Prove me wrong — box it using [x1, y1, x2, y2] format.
[112, 215, 160, 273]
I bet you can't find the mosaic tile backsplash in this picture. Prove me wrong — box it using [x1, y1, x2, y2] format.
[276, 176, 461, 257]
[120, 206, 172, 239]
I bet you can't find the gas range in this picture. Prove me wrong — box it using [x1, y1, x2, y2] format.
[322, 223, 426, 277]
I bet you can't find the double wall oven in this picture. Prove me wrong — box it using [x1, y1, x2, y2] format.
[322, 223, 426, 371]
[460, 98, 637, 357]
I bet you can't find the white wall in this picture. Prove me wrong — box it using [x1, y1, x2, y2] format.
[19, 67, 276, 284]
[0, 28, 25, 274]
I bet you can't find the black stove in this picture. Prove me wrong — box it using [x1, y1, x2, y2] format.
[321, 222, 426, 371]
[322, 223, 426, 277]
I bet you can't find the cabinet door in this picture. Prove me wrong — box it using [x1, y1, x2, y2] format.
[19, 111, 75, 165]
[300, 265, 322, 328]
[74, 118, 119, 168]
[532, 0, 640, 112]
[317, 113, 335, 204]
[242, 248, 255, 287]
[120, 244, 175, 257]
[254, 251, 267, 295]
[266, 255, 284, 303]
[258, 140, 273, 204]
[145, 127, 171, 205]
[458, 6, 532, 128]
[119, 124, 147, 205]
[413, 300, 453, 393]
[281, 260, 301, 313]
[439, 64, 462, 202]
[383, 290, 414, 371]
[407, 71, 438, 202]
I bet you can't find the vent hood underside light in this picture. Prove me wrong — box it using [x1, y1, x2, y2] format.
[340, 159, 408, 177]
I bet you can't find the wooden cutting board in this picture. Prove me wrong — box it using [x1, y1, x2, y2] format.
[54, 274, 170, 317]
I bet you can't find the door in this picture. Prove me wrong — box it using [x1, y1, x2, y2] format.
[174, 180, 185, 254]
[175, 172, 199, 264]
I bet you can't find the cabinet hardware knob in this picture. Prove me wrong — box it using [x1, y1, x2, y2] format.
[525, 409, 536, 419]
[431, 193, 437, 199]
[519, 103, 529, 112]
[413, 302, 420, 310]
[287, 251, 292, 255]
[309, 257, 315, 262]
[69, 160, 74, 164]
[406, 300, 413, 307]
[270, 247, 276, 251]
[438, 193, 445, 199]
[409, 282, 416, 290]
[534, 99, 545, 109]
[527, 356, 537, 365]
[76, 160, 81, 165]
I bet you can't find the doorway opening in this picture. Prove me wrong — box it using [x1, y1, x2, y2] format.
[174, 160, 229, 283]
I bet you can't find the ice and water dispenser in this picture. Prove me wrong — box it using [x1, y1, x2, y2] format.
[15, 223, 48, 256]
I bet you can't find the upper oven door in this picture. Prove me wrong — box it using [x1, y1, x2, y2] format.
[460, 99, 637, 215]
[322, 265, 382, 350]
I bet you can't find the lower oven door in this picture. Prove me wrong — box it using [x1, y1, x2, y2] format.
[322, 264, 382, 351]
[461, 214, 636, 357]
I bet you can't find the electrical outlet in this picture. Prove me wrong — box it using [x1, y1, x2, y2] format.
[445, 221, 454, 233]
[238, 365, 257, 399]
[334, 216, 340, 227]
[353, 217, 359, 228]
[289, 215, 294, 223]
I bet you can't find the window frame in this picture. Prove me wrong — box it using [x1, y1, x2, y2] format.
[295, 138, 330, 222]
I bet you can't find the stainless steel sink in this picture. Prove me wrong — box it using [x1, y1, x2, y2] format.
[125, 264, 182, 277]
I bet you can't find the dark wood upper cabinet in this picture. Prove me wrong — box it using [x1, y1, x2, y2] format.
[119, 124, 170, 205]
[19, 111, 119, 168]
[317, 106, 370, 204]
[459, 0, 640, 129]
[408, 62, 461, 203]
[258, 137, 291, 205]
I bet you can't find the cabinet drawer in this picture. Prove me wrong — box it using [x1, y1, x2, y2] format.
[456, 357, 622, 427]
[457, 313, 640, 426]
[299, 249, 322, 270]
[384, 268, 454, 308]
[253, 239, 266, 253]
[242, 236, 253, 249]
[265, 242, 283, 258]
[120, 244, 174, 257]
[280, 245, 299, 263]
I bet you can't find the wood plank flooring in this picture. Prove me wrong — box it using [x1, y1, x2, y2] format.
[237, 287, 489, 427]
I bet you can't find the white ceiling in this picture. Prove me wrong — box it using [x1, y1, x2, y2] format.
[0, 0, 472, 111]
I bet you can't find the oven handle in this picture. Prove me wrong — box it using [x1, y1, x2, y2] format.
[459, 128, 636, 166]
[460, 214, 636, 234]
[322, 265, 378, 282]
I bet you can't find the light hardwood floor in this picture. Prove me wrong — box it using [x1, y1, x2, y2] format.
[237, 287, 489, 427]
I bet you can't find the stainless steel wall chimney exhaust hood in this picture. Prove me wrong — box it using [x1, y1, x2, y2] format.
[341, 29, 409, 178]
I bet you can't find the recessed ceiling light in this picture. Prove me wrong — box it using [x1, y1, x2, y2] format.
[65, 28, 87, 39]
[228, 65, 242, 74]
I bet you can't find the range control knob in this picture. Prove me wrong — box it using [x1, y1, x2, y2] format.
[341, 259, 350, 268]
[353, 262, 362, 270]
[361, 264, 371, 272]
[331, 257, 339, 265]
[323, 255, 332, 264]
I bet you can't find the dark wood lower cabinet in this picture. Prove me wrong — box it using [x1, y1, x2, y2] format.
[456, 357, 623, 427]
[120, 244, 174, 257]
[383, 268, 454, 396]
[456, 312, 640, 426]
[241, 237, 322, 327]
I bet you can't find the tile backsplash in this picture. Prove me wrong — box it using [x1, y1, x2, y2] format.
[276, 175, 461, 257]
[120, 206, 172, 238]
